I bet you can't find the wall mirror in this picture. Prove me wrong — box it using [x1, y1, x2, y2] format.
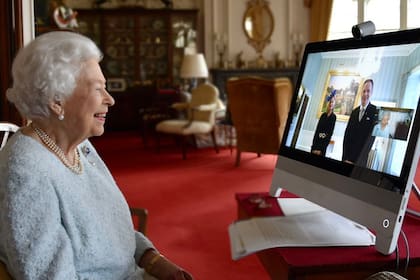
[243, 0, 274, 57]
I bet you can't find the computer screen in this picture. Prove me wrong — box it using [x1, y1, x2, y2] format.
[270, 28, 420, 255]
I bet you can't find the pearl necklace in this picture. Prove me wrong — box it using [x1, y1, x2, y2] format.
[32, 124, 83, 174]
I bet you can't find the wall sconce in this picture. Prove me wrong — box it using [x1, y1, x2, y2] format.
[214, 33, 227, 68]
[291, 33, 304, 67]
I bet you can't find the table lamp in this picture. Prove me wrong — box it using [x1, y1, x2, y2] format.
[180, 53, 208, 91]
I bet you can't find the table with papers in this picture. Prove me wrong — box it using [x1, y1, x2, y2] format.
[229, 203, 375, 260]
[232, 192, 420, 280]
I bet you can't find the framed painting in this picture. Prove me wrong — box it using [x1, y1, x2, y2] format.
[107, 78, 127, 92]
[317, 71, 362, 121]
[294, 85, 305, 114]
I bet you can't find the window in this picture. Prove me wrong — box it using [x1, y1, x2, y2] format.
[365, 0, 400, 33]
[328, 0, 357, 40]
[408, 0, 420, 29]
[328, 0, 420, 40]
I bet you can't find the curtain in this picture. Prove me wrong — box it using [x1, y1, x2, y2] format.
[304, 0, 333, 42]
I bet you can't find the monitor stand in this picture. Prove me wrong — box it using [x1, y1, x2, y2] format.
[406, 183, 420, 218]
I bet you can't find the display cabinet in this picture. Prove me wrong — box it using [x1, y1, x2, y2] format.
[76, 8, 199, 88]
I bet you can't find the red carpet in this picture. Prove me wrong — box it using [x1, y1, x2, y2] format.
[91, 131, 277, 280]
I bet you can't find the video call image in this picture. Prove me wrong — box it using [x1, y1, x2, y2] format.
[286, 44, 420, 178]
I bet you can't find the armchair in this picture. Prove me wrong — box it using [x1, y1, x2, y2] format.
[155, 82, 220, 159]
[226, 76, 293, 166]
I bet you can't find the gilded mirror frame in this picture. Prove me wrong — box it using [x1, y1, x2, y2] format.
[243, 0, 274, 55]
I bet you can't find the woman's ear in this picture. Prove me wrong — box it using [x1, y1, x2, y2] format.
[49, 100, 64, 118]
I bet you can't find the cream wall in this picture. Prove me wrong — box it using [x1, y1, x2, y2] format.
[56, 0, 310, 68]
[67, 0, 198, 9]
[204, 0, 309, 68]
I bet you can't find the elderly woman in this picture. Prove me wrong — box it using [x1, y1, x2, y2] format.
[0, 31, 192, 280]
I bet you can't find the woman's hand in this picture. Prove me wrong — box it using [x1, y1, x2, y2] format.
[140, 250, 193, 280]
[150, 256, 193, 280]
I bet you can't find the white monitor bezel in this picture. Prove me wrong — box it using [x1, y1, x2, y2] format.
[270, 29, 420, 255]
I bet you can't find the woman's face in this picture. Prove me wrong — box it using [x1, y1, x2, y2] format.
[327, 97, 336, 112]
[381, 114, 390, 126]
[63, 59, 114, 140]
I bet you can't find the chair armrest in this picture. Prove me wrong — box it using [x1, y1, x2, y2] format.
[182, 103, 218, 129]
[191, 103, 217, 112]
[0, 260, 12, 280]
[130, 207, 148, 235]
[215, 108, 226, 119]
[171, 102, 189, 111]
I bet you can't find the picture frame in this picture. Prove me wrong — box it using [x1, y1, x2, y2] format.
[294, 85, 305, 114]
[107, 78, 127, 92]
[317, 71, 362, 121]
[291, 93, 310, 148]
[374, 107, 414, 141]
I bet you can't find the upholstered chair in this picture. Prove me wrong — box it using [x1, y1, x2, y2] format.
[155, 82, 220, 159]
[226, 76, 293, 166]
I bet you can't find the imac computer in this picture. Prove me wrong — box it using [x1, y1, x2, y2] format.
[270, 28, 420, 255]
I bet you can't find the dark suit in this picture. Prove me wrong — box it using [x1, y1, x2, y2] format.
[342, 103, 378, 166]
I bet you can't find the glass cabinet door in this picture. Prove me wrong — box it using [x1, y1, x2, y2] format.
[73, 9, 198, 89]
[101, 16, 136, 86]
[76, 14, 101, 45]
[138, 15, 170, 86]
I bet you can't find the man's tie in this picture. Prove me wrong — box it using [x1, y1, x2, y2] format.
[359, 107, 365, 121]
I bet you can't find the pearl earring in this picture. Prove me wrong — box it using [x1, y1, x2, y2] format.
[58, 114, 64, 121]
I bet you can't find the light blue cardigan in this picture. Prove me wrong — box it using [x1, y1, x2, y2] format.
[0, 131, 155, 279]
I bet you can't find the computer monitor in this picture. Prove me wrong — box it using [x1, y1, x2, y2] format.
[270, 28, 420, 255]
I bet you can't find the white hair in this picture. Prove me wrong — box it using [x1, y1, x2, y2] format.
[6, 31, 103, 119]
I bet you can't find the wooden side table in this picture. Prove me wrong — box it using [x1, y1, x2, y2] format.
[139, 89, 181, 147]
[139, 107, 176, 147]
[235, 192, 420, 280]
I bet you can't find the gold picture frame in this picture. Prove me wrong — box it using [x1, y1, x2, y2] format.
[107, 78, 127, 92]
[317, 71, 362, 121]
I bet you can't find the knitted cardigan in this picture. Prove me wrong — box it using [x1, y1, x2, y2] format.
[0, 131, 155, 279]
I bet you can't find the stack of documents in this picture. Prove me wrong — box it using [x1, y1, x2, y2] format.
[229, 199, 375, 260]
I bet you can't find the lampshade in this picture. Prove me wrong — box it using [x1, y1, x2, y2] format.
[180, 53, 209, 78]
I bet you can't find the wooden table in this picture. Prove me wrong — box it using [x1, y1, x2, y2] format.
[236, 192, 420, 280]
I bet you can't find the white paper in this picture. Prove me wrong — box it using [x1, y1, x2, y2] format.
[278, 198, 326, 216]
[229, 210, 376, 260]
